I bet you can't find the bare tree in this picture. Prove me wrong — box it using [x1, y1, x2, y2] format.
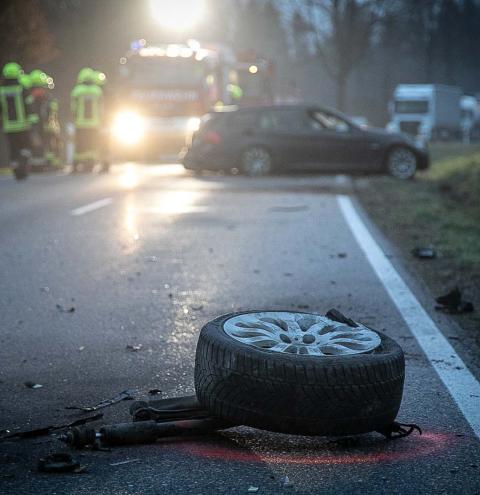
[0, 0, 57, 67]
[300, 0, 385, 111]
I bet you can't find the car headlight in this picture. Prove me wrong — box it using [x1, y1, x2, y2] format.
[112, 111, 145, 145]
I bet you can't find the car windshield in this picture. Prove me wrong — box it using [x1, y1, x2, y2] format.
[395, 100, 429, 114]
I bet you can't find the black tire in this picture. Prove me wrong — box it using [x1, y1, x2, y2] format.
[386, 146, 418, 180]
[195, 311, 405, 436]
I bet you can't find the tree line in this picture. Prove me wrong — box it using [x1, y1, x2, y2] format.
[1, 0, 479, 124]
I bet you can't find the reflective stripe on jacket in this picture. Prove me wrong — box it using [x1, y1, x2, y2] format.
[0, 84, 30, 133]
[71, 84, 103, 129]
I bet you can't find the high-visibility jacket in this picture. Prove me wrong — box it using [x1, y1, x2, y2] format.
[46, 98, 60, 135]
[0, 83, 30, 133]
[71, 83, 103, 129]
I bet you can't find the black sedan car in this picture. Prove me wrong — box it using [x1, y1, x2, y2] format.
[182, 104, 429, 179]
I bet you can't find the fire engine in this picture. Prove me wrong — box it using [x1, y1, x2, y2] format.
[112, 40, 237, 159]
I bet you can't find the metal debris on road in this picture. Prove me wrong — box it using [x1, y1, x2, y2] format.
[126, 344, 143, 352]
[1, 414, 103, 440]
[38, 453, 83, 473]
[24, 381, 43, 389]
[325, 308, 359, 328]
[110, 458, 140, 466]
[435, 287, 474, 314]
[247, 487, 259, 493]
[412, 246, 437, 259]
[148, 389, 162, 396]
[66, 389, 136, 412]
[56, 304, 75, 313]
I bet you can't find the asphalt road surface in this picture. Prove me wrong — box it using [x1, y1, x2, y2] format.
[0, 164, 479, 495]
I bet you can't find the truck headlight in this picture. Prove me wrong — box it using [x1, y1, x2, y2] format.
[113, 111, 145, 145]
[187, 117, 201, 133]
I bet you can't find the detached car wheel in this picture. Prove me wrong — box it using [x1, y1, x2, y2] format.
[195, 311, 405, 436]
[387, 147, 418, 179]
[241, 147, 272, 176]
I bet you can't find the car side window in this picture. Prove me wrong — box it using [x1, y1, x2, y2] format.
[258, 110, 308, 131]
[310, 111, 350, 133]
[230, 112, 258, 129]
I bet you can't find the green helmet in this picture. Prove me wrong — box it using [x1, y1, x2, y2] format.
[3, 62, 23, 80]
[30, 69, 48, 88]
[94, 71, 107, 86]
[19, 73, 32, 89]
[77, 67, 95, 84]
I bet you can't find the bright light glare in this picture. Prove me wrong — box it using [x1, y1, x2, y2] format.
[248, 65, 258, 74]
[150, 0, 206, 31]
[187, 117, 201, 132]
[119, 163, 140, 189]
[112, 111, 145, 145]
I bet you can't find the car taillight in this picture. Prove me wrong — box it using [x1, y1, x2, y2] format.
[203, 131, 221, 145]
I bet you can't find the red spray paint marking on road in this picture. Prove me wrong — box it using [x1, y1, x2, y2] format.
[177, 432, 454, 466]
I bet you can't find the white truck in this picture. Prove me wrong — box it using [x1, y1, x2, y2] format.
[387, 84, 462, 144]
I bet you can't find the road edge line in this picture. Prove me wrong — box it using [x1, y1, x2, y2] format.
[71, 197, 113, 216]
[337, 194, 480, 439]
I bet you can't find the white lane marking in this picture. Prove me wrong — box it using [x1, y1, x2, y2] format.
[71, 197, 113, 216]
[337, 194, 480, 439]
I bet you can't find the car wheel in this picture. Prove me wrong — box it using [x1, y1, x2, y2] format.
[241, 147, 272, 177]
[195, 311, 405, 436]
[387, 147, 417, 179]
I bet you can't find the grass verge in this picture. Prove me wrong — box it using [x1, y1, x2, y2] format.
[357, 143, 480, 339]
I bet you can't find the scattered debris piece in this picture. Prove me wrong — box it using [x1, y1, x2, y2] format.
[78, 346, 85, 352]
[66, 390, 136, 412]
[325, 309, 358, 328]
[283, 273, 293, 277]
[435, 287, 474, 314]
[40, 287, 50, 293]
[110, 458, 140, 466]
[412, 246, 437, 259]
[337, 253, 347, 258]
[1, 414, 103, 440]
[280, 475, 293, 488]
[145, 256, 158, 262]
[38, 453, 82, 473]
[148, 389, 162, 396]
[191, 305, 204, 311]
[126, 344, 143, 352]
[24, 381, 43, 389]
[56, 304, 75, 313]
[247, 486, 259, 493]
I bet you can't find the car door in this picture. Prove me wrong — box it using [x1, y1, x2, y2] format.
[254, 108, 313, 169]
[303, 109, 380, 172]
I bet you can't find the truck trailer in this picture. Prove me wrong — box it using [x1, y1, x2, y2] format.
[387, 84, 462, 144]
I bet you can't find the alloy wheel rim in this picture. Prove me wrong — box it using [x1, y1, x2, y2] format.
[243, 148, 271, 176]
[389, 148, 417, 179]
[223, 311, 381, 356]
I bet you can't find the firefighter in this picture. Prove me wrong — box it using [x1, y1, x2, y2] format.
[44, 75, 62, 168]
[28, 69, 50, 168]
[0, 62, 31, 180]
[94, 70, 110, 173]
[71, 67, 103, 172]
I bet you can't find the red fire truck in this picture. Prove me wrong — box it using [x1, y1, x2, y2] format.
[112, 40, 236, 159]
